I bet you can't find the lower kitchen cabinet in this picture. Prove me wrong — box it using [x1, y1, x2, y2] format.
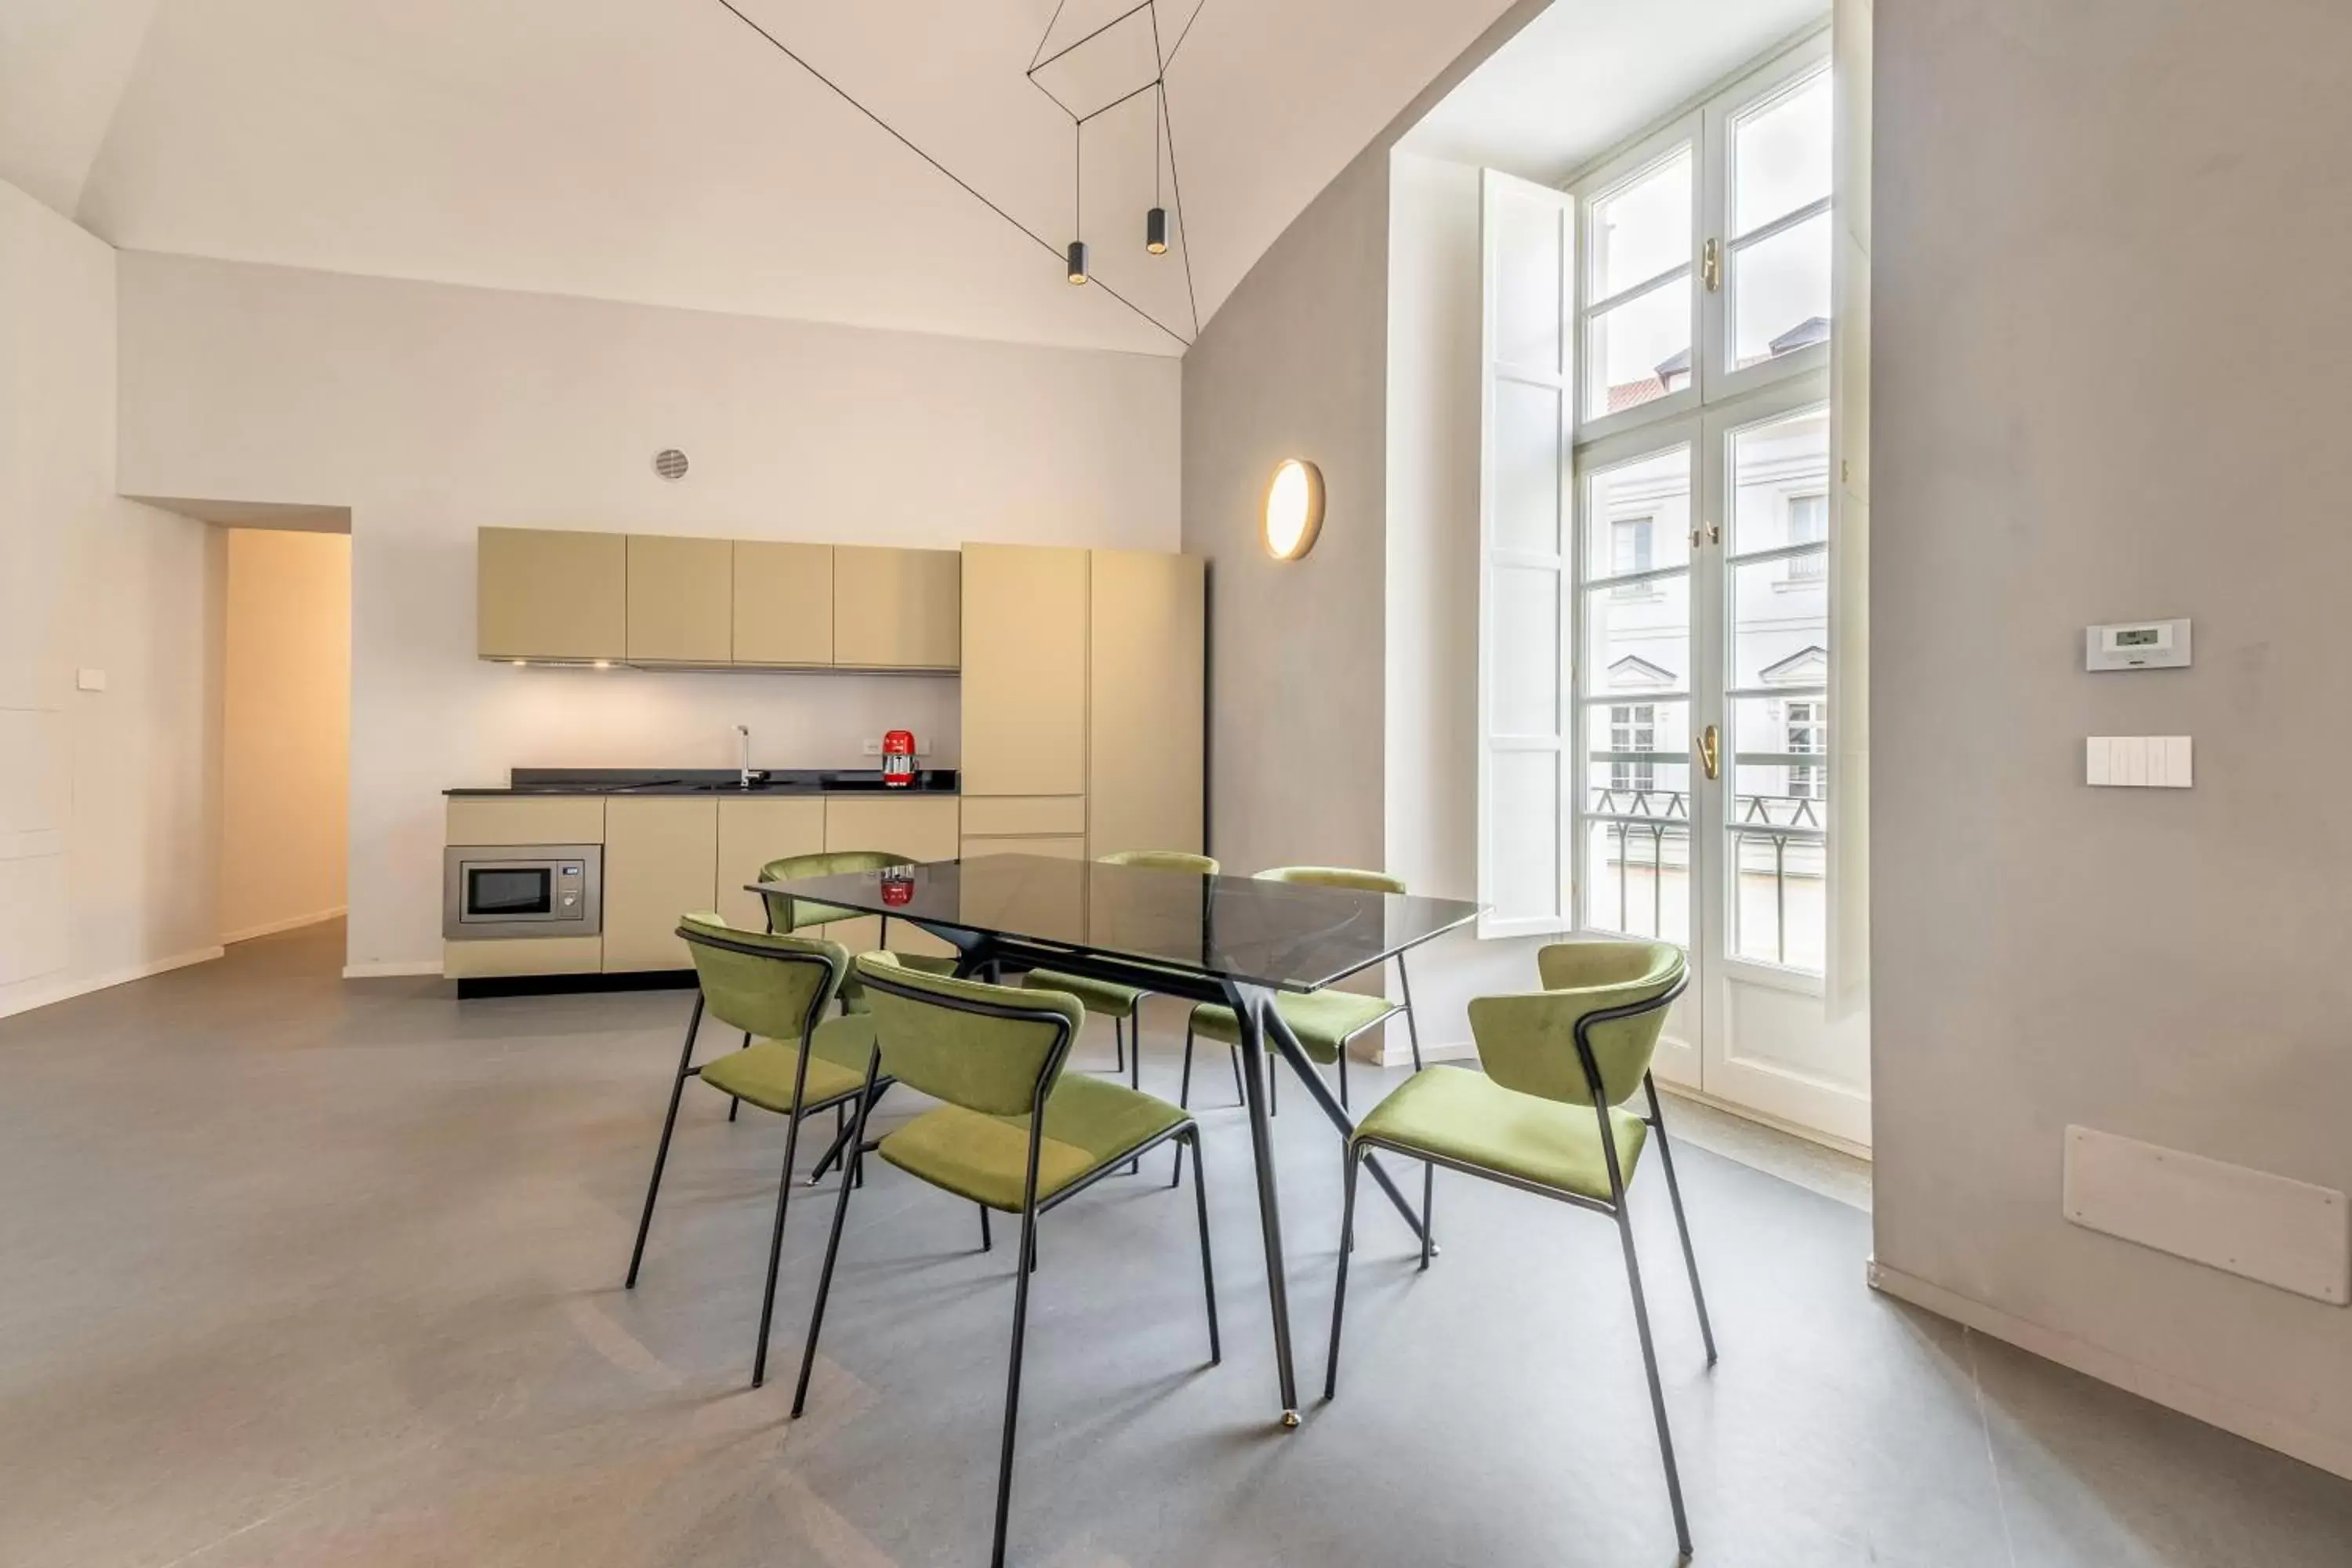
[959, 834, 1087, 862]
[603, 797, 718, 972]
[715, 797, 826, 931]
[824, 794, 960, 958]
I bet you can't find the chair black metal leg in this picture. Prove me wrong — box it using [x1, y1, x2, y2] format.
[1617, 1202, 1693, 1558]
[1128, 1014, 1141, 1092]
[1338, 1045, 1349, 1111]
[728, 1029, 752, 1121]
[1111, 1014, 1125, 1076]
[1186, 1130, 1221, 1363]
[1418, 1161, 1434, 1272]
[979, 1204, 993, 1252]
[750, 1106, 806, 1387]
[991, 1203, 1040, 1568]
[1229, 1035, 1246, 1105]
[625, 995, 703, 1288]
[792, 1073, 879, 1418]
[807, 1080, 884, 1187]
[1323, 1147, 1360, 1401]
[1397, 953, 1425, 1073]
[1644, 1076, 1717, 1363]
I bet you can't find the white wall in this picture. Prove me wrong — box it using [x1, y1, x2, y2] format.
[0, 177, 223, 1021]
[114, 254, 1182, 973]
[1871, 0, 2352, 1475]
[220, 527, 349, 942]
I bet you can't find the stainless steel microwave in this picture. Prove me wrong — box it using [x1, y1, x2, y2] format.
[443, 844, 603, 940]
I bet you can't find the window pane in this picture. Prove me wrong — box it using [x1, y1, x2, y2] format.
[1490, 749, 1563, 922]
[1588, 699, 1691, 817]
[1730, 557, 1828, 691]
[1730, 210, 1831, 369]
[1584, 574, 1690, 695]
[1591, 146, 1692, 300]
[1492, 377, 1564, 554]
[1726, 405, 1829, 554]
[1494, 194, 1564, 372]
[1584, 819, 1690, 945]
[1732, 67, 1831, 236]
[1585, 276, 1692, 420]
[1729, 691, 1827, 972]
[1584, 444, 1691, 580]
[1490, 565, 1561, 736]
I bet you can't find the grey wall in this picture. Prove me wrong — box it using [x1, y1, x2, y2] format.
[1181, 147, 1394, 878]
[1872, 0, 2352, 1468]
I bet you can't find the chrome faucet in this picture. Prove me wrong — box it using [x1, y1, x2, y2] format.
[737, 725, 757, 789]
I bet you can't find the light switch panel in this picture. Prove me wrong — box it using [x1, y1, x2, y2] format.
[75, 669, 106, 692]
[2087, 736, 2191, 788]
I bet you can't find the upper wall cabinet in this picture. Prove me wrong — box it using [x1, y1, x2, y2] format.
[961, 544, 1089, 797]
[733, 541, 834, 666]
[626, 535, 733, 664]
[835, 546, 960, 670]
[475, 528, 961, 671]
[478, 528, 626, 661]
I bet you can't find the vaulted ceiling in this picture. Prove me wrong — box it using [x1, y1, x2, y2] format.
[2, 0, 1523, 355]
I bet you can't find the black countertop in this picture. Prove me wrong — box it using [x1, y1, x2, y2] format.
[445, 767, 958, 797]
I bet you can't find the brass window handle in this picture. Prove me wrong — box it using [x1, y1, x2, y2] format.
[1697, 724, 1720, 780]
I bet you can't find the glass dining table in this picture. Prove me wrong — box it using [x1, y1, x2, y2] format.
[751, 851, 1482, 1426]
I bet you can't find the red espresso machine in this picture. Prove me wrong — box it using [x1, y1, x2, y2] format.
[880, 729, 917, 788]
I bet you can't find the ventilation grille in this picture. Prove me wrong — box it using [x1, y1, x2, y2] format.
[652, 448, 689, 481]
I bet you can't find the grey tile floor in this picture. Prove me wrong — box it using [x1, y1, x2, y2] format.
[3, 921, 2349, 1567]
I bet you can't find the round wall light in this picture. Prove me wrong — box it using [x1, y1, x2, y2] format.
[1262, 458, 1325, 561]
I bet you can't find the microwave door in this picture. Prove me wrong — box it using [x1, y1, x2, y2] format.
[470, 866, 553, 918]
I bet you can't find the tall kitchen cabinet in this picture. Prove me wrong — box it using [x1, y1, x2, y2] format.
[959, 544, 1203, 865]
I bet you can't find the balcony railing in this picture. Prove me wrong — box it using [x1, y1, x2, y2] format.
[1584, 781, 1828, 970]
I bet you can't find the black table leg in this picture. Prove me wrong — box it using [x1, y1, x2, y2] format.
[1225, 980, 1301, 1427]
[1259, 1000, 1431, 1250]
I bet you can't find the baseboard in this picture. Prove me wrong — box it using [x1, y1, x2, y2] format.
[1359, 1033, 1478, 1068]
[0, 946, 226, 1021]
[342, 960, 443, 979]
[222, 906, 346, 945]
[1867, 1259, 2352, 1482]
[1659, 1083, 1873, 1161]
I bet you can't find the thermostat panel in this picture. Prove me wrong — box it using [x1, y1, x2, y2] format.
[2086, 619, 2190, 672]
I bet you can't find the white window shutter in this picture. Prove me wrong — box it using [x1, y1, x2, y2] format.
[1476, 169, 1577, 938]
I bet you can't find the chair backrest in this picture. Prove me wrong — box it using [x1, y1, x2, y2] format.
[1100, 849, 1221, 875]
[1254, 864, 1405, 895]
[758, 848, 913, 933]
[853, 952, 1080, 1117]
[678, 913, 848, 1043]
[1465, 942, 1686, 1109]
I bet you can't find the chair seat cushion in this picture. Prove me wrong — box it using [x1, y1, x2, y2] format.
[1353, 1065, 1648, 1204]
[1189, 989, 1400, 1063]
[840, 950, 960, 1013]
[698, 1014, 880, 1115]
[879, 1073, 1187, 1212]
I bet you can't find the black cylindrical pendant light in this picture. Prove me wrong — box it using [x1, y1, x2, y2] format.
[1066, 241, 1089, 285]
[1145, 206, 1168, 254]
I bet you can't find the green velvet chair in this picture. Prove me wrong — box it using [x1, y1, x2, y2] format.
[757, 848, 960, 1014]
[1178, 866, 1425, 1140]
[1323, 941, 1715, 1558]
[792, 952, 1221, 1568]
[1021, 849, 1220, 1084]
[622, 913, 887, 1388]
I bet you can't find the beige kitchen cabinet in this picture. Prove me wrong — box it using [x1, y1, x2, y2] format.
[824, 793, 961, 958]
[626, 535, 733, 664]
[477, 528, 626, 662]
[959, 834, 1086, 863]
[602, 797, 719, 971]
[960, 544, 1089, 797]
[834, 546, 960, 670]
[732, 541, 834, 666]
[714, 796, 826, 931]
[445, 935, 602, 980]
[1087, 549, 1206, 857]
[446, 795, 605, 847]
